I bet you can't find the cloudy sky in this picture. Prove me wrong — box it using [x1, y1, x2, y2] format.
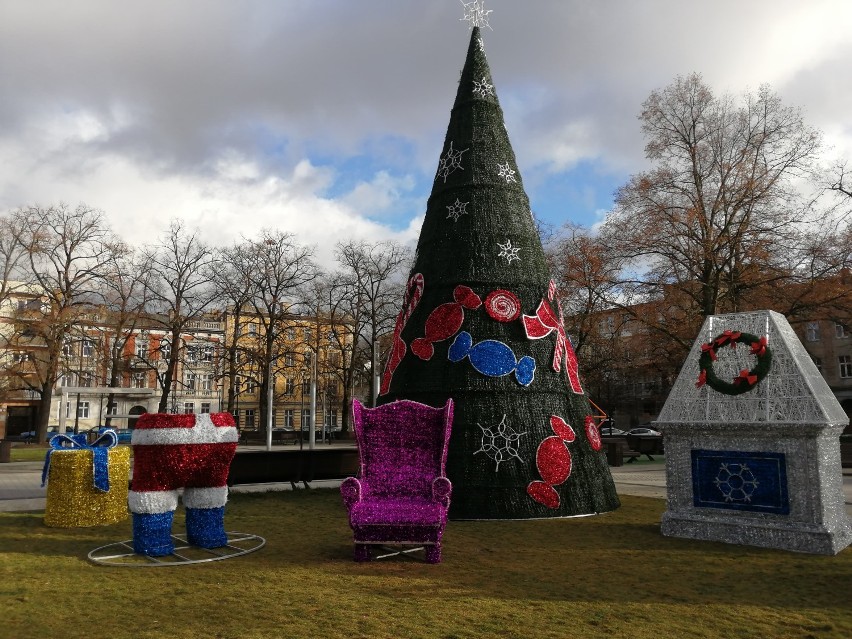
[2, 0, 851, 267]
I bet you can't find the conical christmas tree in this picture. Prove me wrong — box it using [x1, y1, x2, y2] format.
[379, 26, 620, 520]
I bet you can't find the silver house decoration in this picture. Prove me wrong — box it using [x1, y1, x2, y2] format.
[656, 310, 851, 555]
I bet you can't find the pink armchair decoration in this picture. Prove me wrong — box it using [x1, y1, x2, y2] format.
[341, 398, 454, 563]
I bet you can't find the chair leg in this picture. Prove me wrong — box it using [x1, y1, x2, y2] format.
[354, 543, 371, 562]
[425, 543, 442, 564]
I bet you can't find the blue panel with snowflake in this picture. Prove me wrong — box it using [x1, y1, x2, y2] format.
[691, 449, 790, 515]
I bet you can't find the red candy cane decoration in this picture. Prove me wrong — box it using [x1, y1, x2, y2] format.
[379, 273, 424, 395]
[522, 280, 584, 394]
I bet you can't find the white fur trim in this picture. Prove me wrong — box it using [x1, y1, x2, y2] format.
[128, 490, 179, 514]
[131, 413, 238, 446]
[182, 486, 229, 509]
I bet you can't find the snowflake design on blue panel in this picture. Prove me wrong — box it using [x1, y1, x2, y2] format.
[474, 414, 526, 472]
[446, 199, 469, 222]
[435, 141, 469, 183]
[473, 77, 494, 99]
[497, 162, 517, 184]
[714, 462, 759, 503]
[497, 239, 520, 263]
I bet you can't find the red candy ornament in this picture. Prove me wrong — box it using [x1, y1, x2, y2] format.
[584, 416, 602, 451]
[527, 414, 576, 509]
[484, 289, 521, 323]
[411, 285, 482, 360]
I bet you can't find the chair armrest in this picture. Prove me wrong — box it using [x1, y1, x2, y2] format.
[340, 477, 362, 510]
[432, 476, 452, 508]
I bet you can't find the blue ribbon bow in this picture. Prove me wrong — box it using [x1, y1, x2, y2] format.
[41, 430, 119, 492]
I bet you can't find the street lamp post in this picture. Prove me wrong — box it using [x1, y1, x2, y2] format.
[265, 356, 274, 452]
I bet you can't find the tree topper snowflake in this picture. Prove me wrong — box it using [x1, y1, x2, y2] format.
[474, 414, 526, 472]
[435, 141, 469, 183]
[497, 239, 520, 264]
[446, 198, 469, 222]
[497, 162, 517, 184]
[473, 76, 494, 99]
[460, 0, 493, 30]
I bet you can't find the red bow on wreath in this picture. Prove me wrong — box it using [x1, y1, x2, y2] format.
[695, 369, 707, 388]
[714, 330, 742, 348]
[733, 369, 758, 386]
[750, 336, 768, 356]
[700, 343, 718, 361]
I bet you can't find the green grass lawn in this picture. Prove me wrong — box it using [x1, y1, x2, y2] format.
[1, 490, 850, 639]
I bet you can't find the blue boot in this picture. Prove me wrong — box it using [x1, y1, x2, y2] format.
[132, 511, 175, 556]
[185, 506, 228, 548]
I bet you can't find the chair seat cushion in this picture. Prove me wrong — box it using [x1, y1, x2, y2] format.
[350, 498, 447, 527]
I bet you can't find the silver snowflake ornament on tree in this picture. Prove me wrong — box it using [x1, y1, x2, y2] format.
[497, 239, 520, 263]
[474, 414, 526, 472]
[435, 140, 469, 183]
[460, 0, 493, 30]
[446, 198, 469, 222]
[473, 76, 494, 99]
[497, 162, 517, 184]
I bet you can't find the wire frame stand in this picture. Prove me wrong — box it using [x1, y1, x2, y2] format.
[88, 531, 265, 567]
[372, 544, 427, 561]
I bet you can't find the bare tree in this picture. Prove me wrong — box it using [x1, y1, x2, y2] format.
[335, 240, 410, 407]
[241, 230, 316, 429]
[10, 203, 117, 442]
[95, 244, 151, 426]
[599, 74, 851, 342]
[210, 244, 255, 416]
[144, 220, 216, 413]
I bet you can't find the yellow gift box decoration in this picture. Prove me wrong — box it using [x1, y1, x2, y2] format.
[43, 431, 130, 528]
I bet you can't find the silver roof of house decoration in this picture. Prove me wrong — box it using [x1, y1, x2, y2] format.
[656, 310, 847, 426]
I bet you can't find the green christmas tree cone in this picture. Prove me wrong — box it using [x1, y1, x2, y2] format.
[379, 27, 620, 520]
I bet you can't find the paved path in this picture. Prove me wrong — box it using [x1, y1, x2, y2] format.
[1, 454, 850, 515]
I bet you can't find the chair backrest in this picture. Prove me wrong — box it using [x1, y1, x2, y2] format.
[352, 399, 453, 499]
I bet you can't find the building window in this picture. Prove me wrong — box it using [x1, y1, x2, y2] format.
[806, 322, 820, 342]
[107, 403, 117, 415]
[135, 340, 148, 358]
[79, 371, 92, 387]
[77, 401, 90, 419]
[202, 374, 214, 392]
[325, 409, 337, 428]
[285, 327, 296, 340]
[245, 378, 256, 393]
[301, 409, 312, 429]
[200, 402, 211, 414]
[284, 353, 295, 367]
[183, 402, 195, 414]
[302, 379, 310, 394]
[836, 323, 850, 339]
[283, 409, 294, 428]
[159, 339, 171, 360]
[248, 323, 257, 336]
[304, 327, 313, 342]
[285, 378, 295, 394]
[811, 356, 823, 373]
[245, 409, 255, 428]
[840, 355, 852, 379]
[82, 339, 93, 358]
[185, 373, 196, 391]
[62, 340, 72, 357]
[65, 401, 71, 418]
[132, 372, 146, 388]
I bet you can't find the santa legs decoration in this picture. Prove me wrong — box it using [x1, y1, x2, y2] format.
[128, 413, 238, 556]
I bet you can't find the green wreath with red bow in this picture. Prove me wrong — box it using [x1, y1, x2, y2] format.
[696, 330, 772, 395]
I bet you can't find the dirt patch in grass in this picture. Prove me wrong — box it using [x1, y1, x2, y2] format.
[1, 490, 850, 639]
